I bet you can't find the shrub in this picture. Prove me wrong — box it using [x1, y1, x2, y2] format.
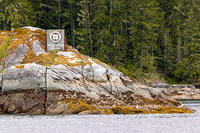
[0, 37, 11, 60]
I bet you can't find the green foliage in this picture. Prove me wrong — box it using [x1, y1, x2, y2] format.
[0, 37, 11, 60]
[0, 0, 36, 29]
[1, 0, 200, 83]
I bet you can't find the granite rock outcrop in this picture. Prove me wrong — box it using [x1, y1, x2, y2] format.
[0, 27, 194, 114]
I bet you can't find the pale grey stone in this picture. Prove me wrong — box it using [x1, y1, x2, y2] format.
[50, 65, 67, 70]
[108, 74, 126, 93]
[46, 102, 67, 115]
[48, 65, 83, 80]
[71, 66, 83, 75]
[32, 40, 46, 56]
[5, 44, 29, 68]
[120, 76, 133, 87]
[56, 51, 76, 58]
[171, 85, 187, 88]
[81, 59, 108, 83]
[82, 65, 94, 81]
[151, 83, 170, 88]
[136, 87, 152, 99]
[47, 66, 110, 98]
[23, 26, 45, 31]
[2, 44, 168, 100]
[46, 60, 164, 99]
[187, 85, 195, 88]
[47, 67, 86, 92]
[2, 63, 46, 91]
[89, 59, 107, 82]
[0, 73, 2, 89]
[104, 68, 131, 93]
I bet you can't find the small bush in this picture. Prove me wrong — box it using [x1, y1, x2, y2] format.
[0, 37, 11, 60]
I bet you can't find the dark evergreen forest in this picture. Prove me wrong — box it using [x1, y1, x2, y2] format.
[0, 0, 200, 83]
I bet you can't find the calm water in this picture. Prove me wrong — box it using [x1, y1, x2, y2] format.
[0, 100, 199, 133]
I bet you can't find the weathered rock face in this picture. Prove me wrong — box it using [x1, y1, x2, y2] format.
[2, 64, 46, 91]
[0, 62, 191, 114]
[0, 27, 194, 115]
[2, 62, 163, 100]
[0, 89, 46, 114]
[151, 83, 170, 88]
[151, 83, 200, 99]
[151, 83, 195, 89]
[90, 59, 107, 82]
[161, 87, 200, 100]
[32, 40, 46, 56]
[46, 65, 84, 92]
[0, 73, 2, 90]
[5, 44, 29, 69]
[46, 62, 164, 100]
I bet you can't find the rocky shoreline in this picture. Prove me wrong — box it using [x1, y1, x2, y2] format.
[151, 83, 200, 100]
[0, 27, 194, 114]
[0, 89, 193, 115]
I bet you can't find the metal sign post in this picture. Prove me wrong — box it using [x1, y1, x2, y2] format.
[47, 29, 65, 51]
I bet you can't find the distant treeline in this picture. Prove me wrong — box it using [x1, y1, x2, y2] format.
[0, 0, 200, 83]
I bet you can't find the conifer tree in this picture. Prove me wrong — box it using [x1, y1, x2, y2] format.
[0, 0, 200, 83]
[0, 0, 35, 29]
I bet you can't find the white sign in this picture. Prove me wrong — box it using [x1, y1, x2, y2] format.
[50, 31, 61, 43]
[47, 30, 65, 51]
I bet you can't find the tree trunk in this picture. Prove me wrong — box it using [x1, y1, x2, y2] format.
[177, 32, 182, 62]
[58, 0, 61, 29]
[163, 29, 169, 75]
[88, 0, 93, 57]
[70, 3, 75, 47]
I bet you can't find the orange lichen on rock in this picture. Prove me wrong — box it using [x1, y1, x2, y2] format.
[7, 28, 30, 52]
[1, 28, 93, 68]
[66, 98, 94, 109]
[111, 106, 146, 114]
[22, 50, 52, 66]
[15, 65, 25, 69]
[110, 105, 194, 114]
[56, 98, 96, 114]
[56, 98, 113, 115]
[7, 28, 46, 53]
[51, 93, 194, 115]
[149, 106, 194, 114]
[99, 109, 113, 114]
[52, 55, 91, 67]
[22, 50, 91, 67]
[10, 28, 91, 67]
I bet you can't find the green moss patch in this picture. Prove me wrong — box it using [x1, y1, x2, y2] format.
[0, 36, 11, 60]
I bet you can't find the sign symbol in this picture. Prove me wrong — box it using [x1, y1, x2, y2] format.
[50, 31, 61, 43]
